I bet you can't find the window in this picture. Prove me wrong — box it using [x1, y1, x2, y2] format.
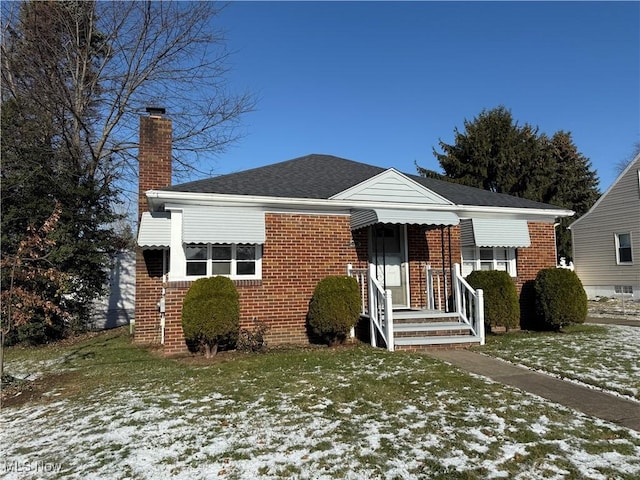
[185, 244, 261, 278]
[462, 247, 517, 277]
[615, 233, 633, 264]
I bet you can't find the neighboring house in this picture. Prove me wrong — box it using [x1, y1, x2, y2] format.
[570, 154, 640, 299]
[89, 250, 135, 330]
[135, 111, 573, 355]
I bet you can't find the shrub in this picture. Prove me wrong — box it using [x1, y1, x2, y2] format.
[181, 276, 239, 357]
[534, 268, 587, 330]
[307, 276, 361, 346]
[237, 319, 269, 353]
[466, 270, 520, 333]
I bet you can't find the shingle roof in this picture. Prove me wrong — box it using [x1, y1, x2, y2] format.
[162, 153, 562, 210]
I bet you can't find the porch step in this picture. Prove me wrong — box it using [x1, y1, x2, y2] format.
[393, 310, 459, 321]
[394, 321, 472, 334]
[395, 335, 480, 347]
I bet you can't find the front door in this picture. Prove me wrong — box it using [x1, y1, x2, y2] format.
[371, 224, 409, 308]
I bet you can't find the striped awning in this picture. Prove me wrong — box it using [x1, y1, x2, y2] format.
[461, 218, 531, 247]
[350, 208, 459, 230]
[137, 212, 171, 249]
[182, 207, 265, 244]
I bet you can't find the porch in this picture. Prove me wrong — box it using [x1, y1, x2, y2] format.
[347, 263, 485, 351]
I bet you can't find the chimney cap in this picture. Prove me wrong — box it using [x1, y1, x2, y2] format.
[146, 106, 166, 116]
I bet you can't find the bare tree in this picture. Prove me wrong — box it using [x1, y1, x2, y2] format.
[1, 0, 255, 198]
[615, 141, 640, 175]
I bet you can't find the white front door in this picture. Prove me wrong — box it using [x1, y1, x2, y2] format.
[371, 224, 409, 308]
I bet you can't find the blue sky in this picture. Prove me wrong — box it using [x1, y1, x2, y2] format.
[208, 1, 639, 193]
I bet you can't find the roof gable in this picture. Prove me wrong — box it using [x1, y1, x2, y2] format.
[331, 168, 452, 205]
[161, 153, 568, 212]
[570, 153, 640, 229]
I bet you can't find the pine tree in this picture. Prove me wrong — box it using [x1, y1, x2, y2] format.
[421, 106, 600, 260]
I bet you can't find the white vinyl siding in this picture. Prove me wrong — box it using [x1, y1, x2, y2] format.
[332, 169, 452, 204]
[571, 157, 640, 292]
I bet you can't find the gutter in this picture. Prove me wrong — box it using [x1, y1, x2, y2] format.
[146, 190, 575, 220]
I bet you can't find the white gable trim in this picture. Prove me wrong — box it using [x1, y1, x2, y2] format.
[570, 154, 639, 229]
[330, 168, 454, 205]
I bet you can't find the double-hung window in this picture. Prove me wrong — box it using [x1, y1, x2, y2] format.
[615, 233, 633, 264]
[186, 244, 261, 278]
[462, 247, 517, 277]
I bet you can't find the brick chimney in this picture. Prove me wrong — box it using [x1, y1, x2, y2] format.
[138, 107, 172, 219]
[135, 108, 172, 346]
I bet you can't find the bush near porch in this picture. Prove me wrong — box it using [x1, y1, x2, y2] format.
[466, 270, 520, 332]
[307, 275, 361, 346]
[534, 268, 588, 330]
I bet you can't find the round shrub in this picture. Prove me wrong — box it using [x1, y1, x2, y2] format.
[307, 275, 361, 345]
[182, 276, 239, 357]
[466, 270, 520, 333]
[534, 268, 587, 330]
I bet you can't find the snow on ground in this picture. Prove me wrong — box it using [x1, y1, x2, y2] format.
[481, 324, 640, 400]
[2, 352, 640, 479]
[588, 297, 640, 321]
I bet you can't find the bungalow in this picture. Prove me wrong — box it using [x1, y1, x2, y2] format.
[135, 110, 573, 354]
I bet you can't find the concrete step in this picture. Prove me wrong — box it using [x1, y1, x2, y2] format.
[394, 322, 472, 333]
[393, 310, 459, 321]
[394, 335, 481, 347]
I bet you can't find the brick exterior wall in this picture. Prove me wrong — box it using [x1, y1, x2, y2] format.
[407, 225, 461, 309]
[139, 210, 557, 354]
[134, 114, 172, 345]
[161, 213, 369, 355]
[516, 222, 557, 327]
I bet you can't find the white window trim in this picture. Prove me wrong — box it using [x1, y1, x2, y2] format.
[462, 247, 518, 277]
[184, 243, 263, 281]
[615, 232, 633, 265]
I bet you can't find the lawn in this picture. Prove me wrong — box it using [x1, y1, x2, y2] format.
[1, 327, 640, 480]
[475, 324, 640, 400]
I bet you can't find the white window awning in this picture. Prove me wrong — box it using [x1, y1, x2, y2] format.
[461, 218, 531, 248]
[137, 212, 171, 249]
[351, 208, 459, 230]
[182, 207, 265, 244]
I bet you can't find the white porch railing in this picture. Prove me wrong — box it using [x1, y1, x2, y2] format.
[347, 264, 394, 351]
[348, 262, 484, 349]
[425, 264, 449, 312]
[452, 263, 485, 345]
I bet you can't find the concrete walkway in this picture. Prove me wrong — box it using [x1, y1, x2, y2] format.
[586, 316, 640, 327]
[428, 349, 640, 432]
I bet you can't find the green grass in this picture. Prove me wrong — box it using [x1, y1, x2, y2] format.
[2, 327, 640, 479]
[475, 323, 640, 399]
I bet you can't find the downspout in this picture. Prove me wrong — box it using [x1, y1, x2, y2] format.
[160, 249, 168, 344]
[447, 226, 454, 312]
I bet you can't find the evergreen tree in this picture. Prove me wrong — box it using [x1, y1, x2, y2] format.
[420, 106, 600, 260]
[1, 2, 120, 342]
